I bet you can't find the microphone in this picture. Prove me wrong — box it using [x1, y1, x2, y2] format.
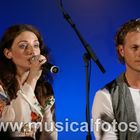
[31, 55, 59, 73]
[42, 62, 59, 73]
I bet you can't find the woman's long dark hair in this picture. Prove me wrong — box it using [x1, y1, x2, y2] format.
[0, 24, 54, 106]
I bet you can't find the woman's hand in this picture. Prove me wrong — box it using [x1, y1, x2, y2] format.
[26, 55, 46, 90]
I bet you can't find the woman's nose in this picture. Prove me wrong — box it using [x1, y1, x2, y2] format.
[26, 45, 35, 55]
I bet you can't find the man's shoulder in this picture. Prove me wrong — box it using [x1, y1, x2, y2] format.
[104, 79, 117, 90]
[99, 79, 116, 91]
[102, 75, 122, 93]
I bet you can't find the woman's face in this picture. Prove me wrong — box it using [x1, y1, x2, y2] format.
[4, 31, 41, 73]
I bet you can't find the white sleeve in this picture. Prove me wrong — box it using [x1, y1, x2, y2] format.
[0, 104, 15, 122]
[40, 99, 57, 140]
[92, 88, 118, 140]
[0, 93, 15, 122]
[0, 82, 41, 122]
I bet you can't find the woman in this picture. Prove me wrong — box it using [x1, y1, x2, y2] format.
[0, 24, 57, 140]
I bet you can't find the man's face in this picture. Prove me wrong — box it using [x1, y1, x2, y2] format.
[118, 31, 140, 72]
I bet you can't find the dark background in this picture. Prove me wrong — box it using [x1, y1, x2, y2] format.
[0, 0, 139, 139]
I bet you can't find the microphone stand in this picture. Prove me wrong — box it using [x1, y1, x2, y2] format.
[83, 53, 92, 140]
[57, 1, 105, 139]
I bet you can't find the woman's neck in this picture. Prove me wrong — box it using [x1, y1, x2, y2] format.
[16, 70, 29, 86]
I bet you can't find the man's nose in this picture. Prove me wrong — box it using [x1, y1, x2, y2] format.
[137, 48, 140, 57]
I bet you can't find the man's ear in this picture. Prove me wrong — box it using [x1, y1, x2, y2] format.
[118, 45, 124, 57]
[3, 48, 12, 59]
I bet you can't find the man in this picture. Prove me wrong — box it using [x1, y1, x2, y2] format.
[92, 19, 140, 140]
